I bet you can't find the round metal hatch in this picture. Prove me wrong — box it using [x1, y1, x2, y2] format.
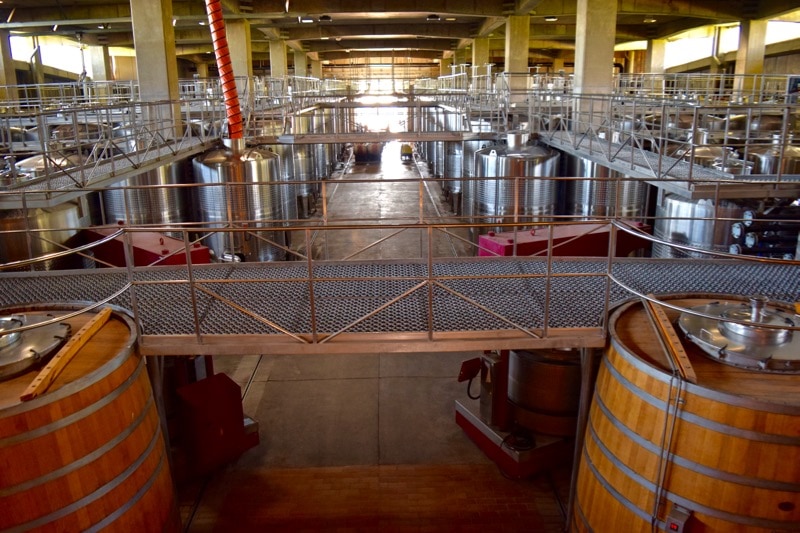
[0, 314, 71, 380]
[678, 297, 800, 373]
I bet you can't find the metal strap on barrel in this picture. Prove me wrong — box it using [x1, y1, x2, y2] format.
[5, 418, 166, 533]
[594, 391, 800, 492]
[84, 444, 170, 532]
[603, 354, 800, 445]
[585, 416, 800, 530]
[0, 393, 155, 497]
[0, 358, 145, 446]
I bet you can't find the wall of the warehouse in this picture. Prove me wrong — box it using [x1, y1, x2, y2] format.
[10, 43, 800, 84]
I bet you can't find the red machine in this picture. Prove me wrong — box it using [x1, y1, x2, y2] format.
[83, 227, 211, 267]
[477, 222, 651, 257]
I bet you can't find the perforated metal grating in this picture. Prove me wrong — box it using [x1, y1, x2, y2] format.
[0, 258, 796, 347]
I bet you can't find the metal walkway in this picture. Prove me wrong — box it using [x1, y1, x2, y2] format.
[1, 256, 797, 355]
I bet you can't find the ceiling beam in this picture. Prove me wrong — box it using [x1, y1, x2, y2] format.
[514, 1, 545, 15]
[305, 38, 455, 52]
[281, 23, 474, 40]
[319, 50, 443, 61]
[249, 0, 507, 17]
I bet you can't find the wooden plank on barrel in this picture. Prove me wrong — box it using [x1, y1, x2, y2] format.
[642, 296, 697, 384]
[20, 307, 113, 402]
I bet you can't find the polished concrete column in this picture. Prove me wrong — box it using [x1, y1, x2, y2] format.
[645, 38, 666, 74]
[227, 20, 253, 109]
[573, 0, 617, 93]
[269, 40, 288, 78]
[454, 47, 468, 67]
[294, 51, 308, 76]
[0, 30, 18, 95]
[227, 20, 253, 79]
[552, 51, 566, 74]
[130, 0, 178, 101]
[440, 57, 453, 76]
[504, 15, 529, 74]
[504, 15, 530, 100]
[734, 19, 767, 98]
[195, 62, 209, 78]
[472, 37, 490, 68]
[89, 45, 113, 81]
[624, 50, 646, 75]
[310, 59, 322, 78]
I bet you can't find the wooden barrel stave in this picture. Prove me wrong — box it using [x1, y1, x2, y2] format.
[0, 305, 179, 532]
[604, 346, 800, 484]
[0, 356, 146, 485]
[575, 297, 800, 532]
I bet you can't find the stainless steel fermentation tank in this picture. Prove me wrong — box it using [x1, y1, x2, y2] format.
[102, 160, 191, 239]
[652, 193, 743, 258]
[458, 120, 495, 218]
[0, 198, 96, 270]
[442, 142, 462, 211]
[747, 133, 800, 175]
[263, 143, 316, 219]
[192, 138, 296, 262]
[468, 132, 560, 236]
[283, 115, 322, 218]
[561, 155, 648, 219]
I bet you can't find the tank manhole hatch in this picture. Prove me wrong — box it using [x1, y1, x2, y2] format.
[678, 296, 800, 373]
[0, 313, 71, 380]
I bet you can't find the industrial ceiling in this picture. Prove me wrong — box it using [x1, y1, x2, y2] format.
[0, 1, 798, 71]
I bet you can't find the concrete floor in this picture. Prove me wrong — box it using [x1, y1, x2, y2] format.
[176, 143, 572, 531]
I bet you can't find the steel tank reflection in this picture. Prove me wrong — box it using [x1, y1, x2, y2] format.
[312, 110, 333, 179]
[192, 139, 296, 262]
[469, 132, 560, 234]
[0, 199, 94, 270]
[429, 107, 444, 177]
[652, 193, 743, 258]
[562, 155, 648, 219]
[263, 143, 316, 219]
[443, 142, 463, 213]
[461, 120, 495, 220]
[102, 160, 191, 238]
[747, 133, 800, 175]
[285, 116, 318, 217]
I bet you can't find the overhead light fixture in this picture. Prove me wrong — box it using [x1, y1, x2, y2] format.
[445, 17, 456, 21]
[299, 16, 314, 23]
[52, 24, 58, 31]
[321, 36, 329, 40]
[544, 16, 558, 22]
[198, 21, 206, 25]
[643, 17, 657, 23]
[427, 14, 440, 21]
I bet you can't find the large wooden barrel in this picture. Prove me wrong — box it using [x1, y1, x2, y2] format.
[573, 295, 800, 532]
[0, 303, 180, 532]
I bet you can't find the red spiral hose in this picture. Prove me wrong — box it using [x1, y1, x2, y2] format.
[204, 0, 243, 139]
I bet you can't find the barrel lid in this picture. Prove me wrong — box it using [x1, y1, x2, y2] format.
[0, 314, 70, 380]
[678, 296, 800, 373]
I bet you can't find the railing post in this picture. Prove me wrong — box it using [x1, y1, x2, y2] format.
[305, 227, 318, 344]
[183, 229, 203, 344]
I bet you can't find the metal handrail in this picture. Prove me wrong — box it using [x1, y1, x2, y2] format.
[1, 173, 797, 345]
